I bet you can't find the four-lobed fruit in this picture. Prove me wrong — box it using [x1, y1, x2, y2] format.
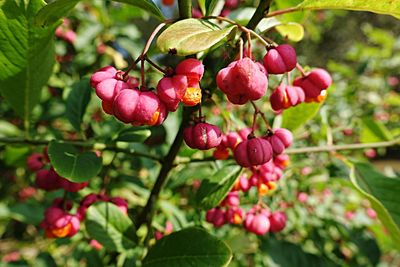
[217, 57, 268, 104]
[234, 137, 273, 167]
[263, 44, 297, 74]
[183, 122, 222, 150]
[293, 68, 332, 98]
[269, 84, 305, 111]
[264, 128, 293, 155]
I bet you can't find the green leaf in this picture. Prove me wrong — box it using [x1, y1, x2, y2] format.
[115, 128, 152, 143]
[196, 165, 241, 210]
[47, 140, 102, 182]
[114, 0, 165, 21]
[349, 162, 400, 246]
[4, 145, 30, 167]
[275, 22, 304, 42]
[66, 78, 92, 132]
[85, 202, 136, 252]
[281, 102, 323, 131]
[143, 227, 232, 267]
[0, 0, 56, 122]
[297, 0, 400, 19]
[360, 117, 393, 143]
[34, 0, 80, 26]
[157, 19, 236, 56]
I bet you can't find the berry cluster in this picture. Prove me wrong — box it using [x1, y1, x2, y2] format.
[27, 150, 128, 240]
[27, 149, 88, 192]
[55, 18, 76, 44]
[90, 59, 204, 126]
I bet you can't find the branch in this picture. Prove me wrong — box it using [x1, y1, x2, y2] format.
[135, 107, 193, 228]
[178, 0, 192, 19]
[174, 138, 400, 164]
[241, 0, 274, 39]
[0, 137, 162, 162]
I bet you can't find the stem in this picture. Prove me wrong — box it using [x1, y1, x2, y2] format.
[136, 108, 193, 228]
[250, 101, 272, 130]
[241, 0, 274, 38]
[178, 0, 192, 19]
[144, 56, 168, 74]
[239, 38, 244, 60]
[0, 137, 162, 162]
[267, 7, 300, 18]
[296, 63, 307, 77]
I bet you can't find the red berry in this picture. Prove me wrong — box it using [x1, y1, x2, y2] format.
[183, 122, 222, 150]
[233, 137, 272, 167]
[263, 44, 297, 74]
[265, 128, 293, 154]
[157, 75, 188, 111]
[293, 68, 332, 98]
[269, 211, 287, 232]
[269, 84, 305, 111]
[175, 59, 204, 86]
[217, 58, 268, 104]
[27, 153, 45, 171]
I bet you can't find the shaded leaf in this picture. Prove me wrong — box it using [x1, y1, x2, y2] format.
[349, 161, 400, 245]
[114, 0, 165, 21]
[86, 202, 136, 252]
[66, 78, 92, 132]
[34, 0, 79, 26]
[115, 128, 152, 143]
[157, 19, 236, 56]
[196, 165, 241, 210]
[143, 227, 232, 267]
[48, 140, 102, 182]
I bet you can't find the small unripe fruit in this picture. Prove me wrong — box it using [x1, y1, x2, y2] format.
[234, 137, 273, 167]
[220, 192, 240, 206]
[217, 58, 268, 104]
[183, 122, 222, 150]
[263, 44, 297, 74]
[206, 208, 226, 227]
[269, 211, 287, 232]
[293, 68, 332, 98]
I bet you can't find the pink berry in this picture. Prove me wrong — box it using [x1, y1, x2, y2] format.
[220, 192, 240, 207]
[90, 239, 103, 250]
[225, 206, 243, 224]
[110, 197, 129, 215]
[206, 208, 226, 227]
[265, 128, 293, 154]
[35, 169, 64, 191]
[293, 68, 332, 98]
[366, 208, 377, 219]
[269, 84, 305, 111]
[113, 89, 167, 126]
[224, 0, 239, 9]
[245, 213, 270, 235]
[183, 122, 222, 150]
[60, 178, 88, 192]
[175, 59, 204, 86]
[233, 137, 273, 167]
[263, 44, 297, 74]
[27, 153, 45, 171]
[269, 211, 287, 232]
[217, 58, 268, 104]
[297, 192, 308, 203]
[157, 75, 188, 111]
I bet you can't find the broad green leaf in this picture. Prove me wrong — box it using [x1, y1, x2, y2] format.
[297, 0, 400, 19]
[114, 0, 165, 21]
[143, 227, 232, 267]
[34, 0, 80, 26]
[276, 22, 304, 42]
[66, 78, 92, 132]
[86, 202, 136, 252]
[281, 102, 323, 131]
[157, 19, 236, 56]
[48, 140, 102, 182]
[115, 128, 152, 143]
[4, 145, 29, 167]
[349, 162, 400, 246]
[0, 0, 56, 122]
[168, 163, 215, 188]
[196, 165, 241, 210]
[10, 202, 45, 225]
[360, 117, 393, 143]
